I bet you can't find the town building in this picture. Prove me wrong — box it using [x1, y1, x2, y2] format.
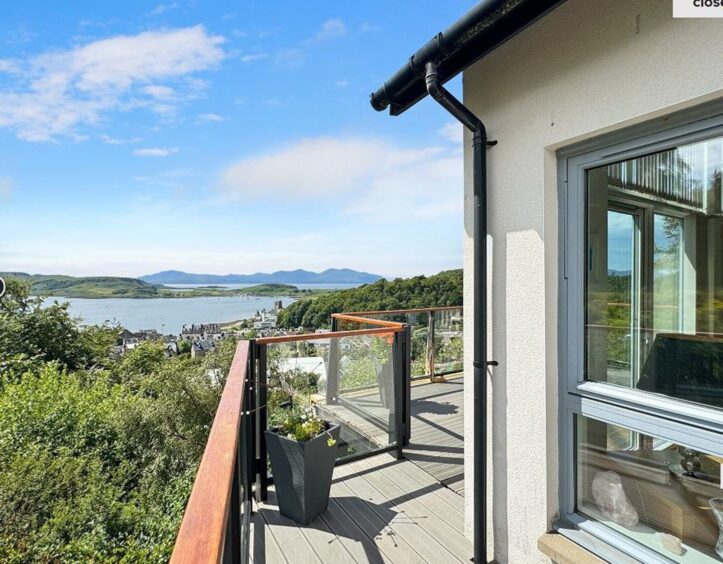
[181, 323, 223, 342]
[191, 339, 215, 359]
[252, 309, 277, 330]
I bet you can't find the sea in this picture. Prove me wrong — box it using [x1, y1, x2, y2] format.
[41, 283, 359, 335]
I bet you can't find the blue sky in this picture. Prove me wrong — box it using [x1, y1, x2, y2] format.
[0, 1, 473, 278]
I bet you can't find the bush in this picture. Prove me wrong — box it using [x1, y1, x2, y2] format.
[0, 280, 234, 562]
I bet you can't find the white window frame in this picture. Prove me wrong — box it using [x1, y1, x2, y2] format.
[557, 101, 723, 563]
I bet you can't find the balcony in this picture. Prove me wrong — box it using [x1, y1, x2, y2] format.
[171, 307, 467, 563]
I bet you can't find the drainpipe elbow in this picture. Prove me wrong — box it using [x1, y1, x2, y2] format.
[424, 61, 485, 137]
[424, 62, 443, 101]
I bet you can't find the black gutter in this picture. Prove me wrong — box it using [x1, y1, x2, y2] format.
[370, 2, 565, 562]
[370, 0, 565, 116]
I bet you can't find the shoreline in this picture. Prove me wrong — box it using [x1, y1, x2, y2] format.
[37, 292, 302, 300]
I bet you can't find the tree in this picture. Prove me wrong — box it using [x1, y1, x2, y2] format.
[278, 269, 463, 330]
[0, 279, 235, 562]
[0, 279, 88, 380]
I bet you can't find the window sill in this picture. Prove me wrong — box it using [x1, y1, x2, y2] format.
[537, 533, 605, 564]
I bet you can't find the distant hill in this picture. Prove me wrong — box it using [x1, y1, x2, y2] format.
[2, 273, 162, 298]
[140, 268, 383, 285]
[0, 274, 316, 299]
[278, 269, 463, 330]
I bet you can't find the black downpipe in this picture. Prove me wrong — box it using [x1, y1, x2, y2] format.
[425, 61, 497, 564]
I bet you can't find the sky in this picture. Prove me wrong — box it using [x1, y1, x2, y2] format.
[0, 1, 475, 279]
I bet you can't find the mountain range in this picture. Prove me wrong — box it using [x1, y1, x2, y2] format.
[139, 268, 383, 285]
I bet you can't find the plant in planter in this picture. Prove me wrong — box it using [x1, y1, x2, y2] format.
[265, 403, 340, 525]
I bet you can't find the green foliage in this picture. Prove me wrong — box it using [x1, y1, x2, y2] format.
[0, 278, 87, 379]
[0, 280, 232, 562]
[5, 273, 163, 298]
[278, 269, 463, 330]
[276, 405, 335, 446]
[0, 273, 314, 299]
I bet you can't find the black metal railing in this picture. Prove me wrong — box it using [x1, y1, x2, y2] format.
[171, 341, 253, 564]
[336, 306, 463, 381]
[251, 319, 411, 503]
[172, 306, 462, 562]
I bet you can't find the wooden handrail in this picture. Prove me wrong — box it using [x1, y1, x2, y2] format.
[256, 325, 401, 344]
[340, 305, 462, 316]
[331, 313, 405, 329]
[171, 340, 250, 564]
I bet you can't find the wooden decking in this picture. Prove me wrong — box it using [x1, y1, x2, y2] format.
[319, 376, 465, 494]
[251, 452, 471, 563]
[252, 377, 468, 563]
[405, 377, 465, 495]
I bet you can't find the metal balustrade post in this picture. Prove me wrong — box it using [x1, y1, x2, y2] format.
[426, 310, 436, 382]
[246, 342, 256, 504]
[393, 330, 405, 459]
[255, 343, 268, 503]
[404, 324, 412, 447]
[327, 317, 340, 405]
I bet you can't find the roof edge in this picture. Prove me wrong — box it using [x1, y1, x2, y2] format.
[370, 0, 566, 116]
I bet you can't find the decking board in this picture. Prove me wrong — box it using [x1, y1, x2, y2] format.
[253, 378, 469, 563]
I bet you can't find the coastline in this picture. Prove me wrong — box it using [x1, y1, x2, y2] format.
[31, 283, 334, 300]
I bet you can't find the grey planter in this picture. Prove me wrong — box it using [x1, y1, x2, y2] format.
[265, 424, 340, 525]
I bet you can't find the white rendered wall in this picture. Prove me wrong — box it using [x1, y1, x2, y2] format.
[460, 1, 723, 561]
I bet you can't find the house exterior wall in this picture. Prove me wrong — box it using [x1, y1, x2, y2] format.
[460, 1, 723, 561]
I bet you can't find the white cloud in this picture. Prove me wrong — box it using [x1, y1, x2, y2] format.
[6, 26, 35, 45]
[268, 18, 345, 72]
[274, 48, 303, 69]
[0, 26, 225, 141]
[359, 23, 381, 33]
[219, 136, 462, 221]
[133, 147, 178, 157]
[439, 122, 463, 144]
[313, 18, 346, 41]
[335, 80, 349, 88]
[345, 154, 463, 221]
[263, 97, 286, 107]
[100, 134, 140, 145]
[198, 112, 223, 122]
[0, 59, 19, 73]
[0, 177, 12, 199]
[240, 52, 268, 63]
[141, 84, 176, 100]
[148, 2, 180, 17]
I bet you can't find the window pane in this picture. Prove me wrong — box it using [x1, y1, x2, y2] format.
[598, 210, 636, 387]
[576, 415, 723, 562]
[586, 135, 723, 409]
[654, 214, 683, 333]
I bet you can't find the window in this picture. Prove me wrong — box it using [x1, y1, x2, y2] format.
[586, 136, 723, 409]
[577, 415, 722, 562]
[561, 109, 723, 563]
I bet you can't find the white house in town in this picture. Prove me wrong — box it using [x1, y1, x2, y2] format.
[253, 309, 278, 330]
[373, 1, 722, 562]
